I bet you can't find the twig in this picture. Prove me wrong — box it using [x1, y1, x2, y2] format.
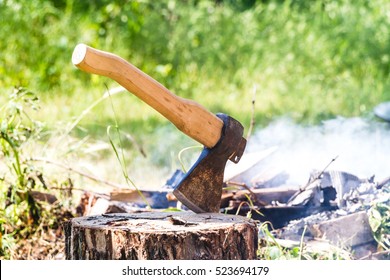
[299, 225, 307, 260]
[234, 199, 262, 219]
[301, 155, 339, 192]
[288, 155, 339, 203]
[64, 86, 125, 136]
[121, 131, 147, 158]
[246, 84, 257, 139]
[377, 176, 390, 189]
[30, 157, 125, 189]
[49, 186, 110, 198]
[225, 181, 258, 202]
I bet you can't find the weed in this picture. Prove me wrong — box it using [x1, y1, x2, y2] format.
[0, 88, 42, 257]
[368, 200, 390, 250]
[257, 222, 351, 260]
[1, 88, 42, 219]
[0, 88, 73, 259]
[105, 87, 150, 207]
[177, 145, 203, 173]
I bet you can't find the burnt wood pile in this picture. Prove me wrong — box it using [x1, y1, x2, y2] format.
[74, 149, 389, 260]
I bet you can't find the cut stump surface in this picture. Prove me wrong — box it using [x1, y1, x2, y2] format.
[65, 212, 258, 260]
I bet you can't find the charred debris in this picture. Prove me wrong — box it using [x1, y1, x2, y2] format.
[73, 149, 389, 260]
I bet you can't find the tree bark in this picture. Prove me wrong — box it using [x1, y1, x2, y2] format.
[65, 212, 258, 260]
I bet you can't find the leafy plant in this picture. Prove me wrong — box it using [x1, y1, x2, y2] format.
[105, 88, 150, 207]
[0, 87, 45, 257]
[257, 222, 351, 260]
[369, 201, 390, 250]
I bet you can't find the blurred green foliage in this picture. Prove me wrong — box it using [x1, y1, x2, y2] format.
[1, 0, 390, 128]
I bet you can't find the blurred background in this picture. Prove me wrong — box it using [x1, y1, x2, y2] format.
[1, 0, 390, 258]
[1, 0, 389, 183]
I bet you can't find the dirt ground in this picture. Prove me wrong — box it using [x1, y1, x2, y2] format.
[9, 227, 65, 260]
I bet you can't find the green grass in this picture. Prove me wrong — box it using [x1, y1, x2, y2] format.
[2, 0, 390, 132]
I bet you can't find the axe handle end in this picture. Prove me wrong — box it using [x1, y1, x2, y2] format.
[72, 44, 223, 148]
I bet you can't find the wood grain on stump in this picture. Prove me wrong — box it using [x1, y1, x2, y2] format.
[65, 212, 258, 260]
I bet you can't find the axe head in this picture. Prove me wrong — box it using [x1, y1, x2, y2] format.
[173, 113, 246, 213]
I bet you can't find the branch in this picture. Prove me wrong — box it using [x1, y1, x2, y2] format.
[246, 84, 257, 139]
[29, 157, 125, 189]
[377, 176, 390, 189]
[225, 180, 261, 205]
[287, 155, 339, 203]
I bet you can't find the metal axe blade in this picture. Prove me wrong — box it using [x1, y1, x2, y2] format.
[173, 114, 246, 213]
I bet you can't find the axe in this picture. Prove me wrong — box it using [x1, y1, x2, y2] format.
[72, 44, 246, 213]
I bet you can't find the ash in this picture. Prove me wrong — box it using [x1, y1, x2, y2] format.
[275, 170, 390, 241]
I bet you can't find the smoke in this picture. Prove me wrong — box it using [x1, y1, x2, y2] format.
[246, 117, 390, 185]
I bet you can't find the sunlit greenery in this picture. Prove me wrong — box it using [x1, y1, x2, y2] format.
[1, 0, 389, 133]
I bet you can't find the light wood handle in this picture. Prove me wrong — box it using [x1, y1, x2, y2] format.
[72, 44, 223, 148]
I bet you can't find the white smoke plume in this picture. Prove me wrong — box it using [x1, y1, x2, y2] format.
[245, 117, 390, 186]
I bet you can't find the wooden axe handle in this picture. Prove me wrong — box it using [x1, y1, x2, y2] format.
[72, 44, 223, 148]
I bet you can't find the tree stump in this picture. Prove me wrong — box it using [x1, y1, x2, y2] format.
[65, 212, 258, 260]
